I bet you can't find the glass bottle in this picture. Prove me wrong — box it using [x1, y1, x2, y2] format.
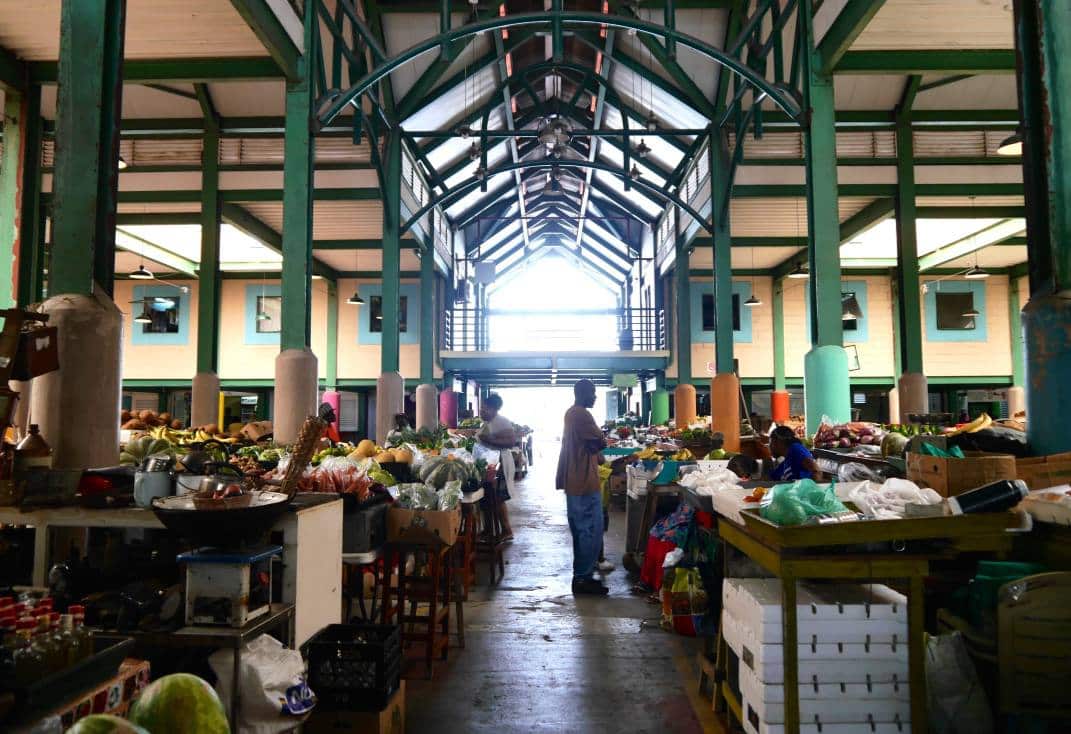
[68, 605, 92, 662]
[35, 615, 61, 674]
[59, 614, 77, 667]
[13, 619, 44, 684]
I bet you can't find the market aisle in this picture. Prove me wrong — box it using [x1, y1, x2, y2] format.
[405, 439, 723, 734]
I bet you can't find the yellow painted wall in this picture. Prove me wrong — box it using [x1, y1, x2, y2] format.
[781, 276, 896, 379]
[335, 278, 423, 381]
[690, 277, 774, 380]
[920, 275, 1013, 377]
[115, 279, 198, 380]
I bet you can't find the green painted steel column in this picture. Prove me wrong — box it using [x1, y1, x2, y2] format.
[16, 86, 44, 307]
[800, 0, 850, 432]
[279, 62, 315, 351]
[419, 244, 435, 383]
[50, 0, 126, 297]
[890, 278, 903, 378]
[0, 90, 24, 309]
[326, 280, 338, 389]
[675, 232, 692, 386]
[196, 127, 222, 373]
[894, 114, 924, 374]
[1015, 0, 1071, 453]
[710, 131, 734, 374]
[380, 130, 403, 374]
[772, 279, 786, 392]
[1008, 277, 1024, 388]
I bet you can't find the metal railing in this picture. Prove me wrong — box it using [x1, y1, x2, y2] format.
[442, 307, 666, 353]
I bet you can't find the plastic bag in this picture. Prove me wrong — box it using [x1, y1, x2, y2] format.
[209, 634, 315, 734]
[660, 567, 708, 636]
[471, 443, 500, 465]
[925, 632, 994, 734]
[395, 483, 438, 510]
[760, 479, 847, 526]
[439, 480, 462, 510]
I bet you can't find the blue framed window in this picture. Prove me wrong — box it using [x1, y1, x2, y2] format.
[925, 280, 986, 342]
[131, 285, 190, 346]
[805, 279, 870, 343]
[357, 283, 420, 345]
[690, 281, 753, 344]
[245, 284, 282, 345]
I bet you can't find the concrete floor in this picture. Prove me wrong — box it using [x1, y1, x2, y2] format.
[405, 440, 725, 734]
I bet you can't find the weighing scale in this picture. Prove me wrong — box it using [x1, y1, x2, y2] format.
[177, 545, 281, 627]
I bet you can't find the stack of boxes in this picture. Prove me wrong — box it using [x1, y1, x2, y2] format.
[722, 579, 911, 734]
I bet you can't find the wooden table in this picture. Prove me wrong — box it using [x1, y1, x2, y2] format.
[714, 509, 1018, 734]
[0, 494, 342, 646]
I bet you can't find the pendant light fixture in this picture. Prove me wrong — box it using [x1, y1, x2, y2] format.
[118, 155, 129, 170]
[962, 305, 981, 318]
[129, 264, 153, 280]
[787, 262, 809, 279]
[997, 133, 1022, 156]
[964, 264, 989, 280]
[134, 304, 153, 324]
[347, 247, 364, 305]
[255, 274, 271, 321]
[635, 139, 651, 158]
[744, 248, 761, 306]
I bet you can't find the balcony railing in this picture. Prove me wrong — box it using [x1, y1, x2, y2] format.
[442, 307, 666, 353]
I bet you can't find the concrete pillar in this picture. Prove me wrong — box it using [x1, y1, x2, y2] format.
[770, 390, 790, 424]
[191, 372, 220, 429]
[887, 387, 901, 425]
[649, 389, 670, 426]
[439, 390, 458, 428]
[415, 383, 438, 431]
[803, 345, 851, 432]
[1007, 386, 1026, 418]
[29, 293, 121, 469]
[711, 373, 741, 453]
[674, 383, 697, 427]
[897, 372, 929, 421]
[376, 372, 405, 446]
[273, 349, 318, 444]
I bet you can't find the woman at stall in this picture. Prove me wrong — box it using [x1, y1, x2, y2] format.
[768, 425, 821, 482]
[477, 393, 517, 541]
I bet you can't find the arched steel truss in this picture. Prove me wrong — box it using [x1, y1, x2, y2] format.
[314, 10, 804, 130]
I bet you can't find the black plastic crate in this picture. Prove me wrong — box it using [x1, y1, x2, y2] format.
[342, 499, 388, 553]
[304, 623, 401, 711]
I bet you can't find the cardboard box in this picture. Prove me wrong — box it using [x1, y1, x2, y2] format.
[305, 680, 405, 734]
[387, 506, 460, 546]
[1016, 451, 1071, 490]
[906, 451, 1017, 497]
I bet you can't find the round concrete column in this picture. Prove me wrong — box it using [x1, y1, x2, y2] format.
[9, 380, 32, 441]
[415, 383, 438, 431]
[439, 390, 458, 428]
[376, 372, 405, 446]
[711, 373, 741, 453]
[649, 389, 670, 425]
[1023, 294, 1071, 454]
[770, 390, 790, 424]
[674, 384, 697, 427]
[191, 371, 220, 429]
[1007, 386, 1025, 418]
[803, 345, 851, 433]
[273, 349, 318, 444]
[897, 372, 929, 421]
[29, 293, 121, 469]
[887, 387, 901, 425]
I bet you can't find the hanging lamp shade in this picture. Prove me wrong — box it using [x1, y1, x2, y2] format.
[964, 265, 990, 280]
[962, 307, 981, 318]
[134, 306, 153, 324]
[997, 133, 1022, 156]
[787, 263, 809, 279]
[842, 293, 864, 320]
[256, 310, 271, 321]
[346, 290, 364, 305]
[744, 294, 762, 307]
[129, 265, 153, 280]
[117, 155, 129, 170]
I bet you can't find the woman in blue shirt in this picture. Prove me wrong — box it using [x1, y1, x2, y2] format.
[768, 426, 821, 482]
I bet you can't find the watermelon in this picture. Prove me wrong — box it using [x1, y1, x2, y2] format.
[418, 456, 475, 488]
[68, 715, 150, 734]
[128, 673, 230, 734]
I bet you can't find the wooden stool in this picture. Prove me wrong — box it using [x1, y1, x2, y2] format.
[454, 493, 480, 599]
[475, 471, 508, 585]
[381, 541, 464, 679]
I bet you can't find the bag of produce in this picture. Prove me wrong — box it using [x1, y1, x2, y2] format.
[438, 480, 462, 510]
[760, 479, 847, 526]
[395, 483, 439, 510]
[660, 566, 708, 637]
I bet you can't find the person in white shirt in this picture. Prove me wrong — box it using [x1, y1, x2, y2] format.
[477, 393, 517, 540]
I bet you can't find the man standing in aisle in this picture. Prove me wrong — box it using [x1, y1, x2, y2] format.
[557, 380, 609, 596]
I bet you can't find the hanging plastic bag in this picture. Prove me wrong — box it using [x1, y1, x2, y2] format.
[925, 632, 994, 734]
[660, 567, 708, 637]
[208, 634, 315, 734]
[760, 479, 847, 526]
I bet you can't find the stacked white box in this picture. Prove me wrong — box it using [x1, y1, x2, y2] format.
[722, 578, 911, 734]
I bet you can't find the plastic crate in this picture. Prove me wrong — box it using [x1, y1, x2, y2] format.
[304, 623, 402, 712]
[342, 499, 389, 553]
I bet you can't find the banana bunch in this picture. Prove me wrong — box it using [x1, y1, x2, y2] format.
[670, 448, 694, 461]
[946, 412, 993, 437]
[635, 446, 660, 460]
